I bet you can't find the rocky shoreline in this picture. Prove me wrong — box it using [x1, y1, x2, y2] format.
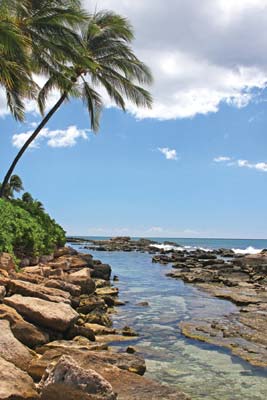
[69, 236, 267, 368]
[0, 246, 189, 400]
[152, 245, 267, 368]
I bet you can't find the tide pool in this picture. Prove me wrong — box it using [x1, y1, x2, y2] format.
[72, 245, 267, 400]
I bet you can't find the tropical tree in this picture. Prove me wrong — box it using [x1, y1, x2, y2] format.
[0, 174, 23, 198]
[0, 1, 36, 120]
[22, 192, 34, 203]
[0, 0, 88, 120]
[0, 10, 153, 198]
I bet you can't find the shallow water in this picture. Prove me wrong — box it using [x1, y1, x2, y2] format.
[73, 246, 267, 400]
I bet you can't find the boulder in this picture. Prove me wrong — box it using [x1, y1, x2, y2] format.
[83, 323, 116, 335]
[38, 355, 117, 400]
[0, 320, 34, 371]
[0, 253, 16, 272]
[4, 295, 78, 332]
[44, 279, 81, 297]
[9, 280, 71, 304]
[68, 269, 95, 294]
[32, 350, 188, 400]
[0, 356, 39, 400]
[31, 347, 145, 380]
[91, 264, 111, 280]
[54, 247, 78, 258]
[0, 304, 49, 348]
[0, 285, 6, 300]
[66, 324, 96, 342]
[68, 255, 89, 269]
[77, 296, 106, 314]
[39, 254, 54, 263]
[0, 268, 10, 287]
[95, 287, 119, 297]
[36, 339, 107, 355]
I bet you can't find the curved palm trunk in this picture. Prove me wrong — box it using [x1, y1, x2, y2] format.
[0, 93, 67, 198]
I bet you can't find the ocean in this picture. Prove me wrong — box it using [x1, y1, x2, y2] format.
[74, 236, 267, 254]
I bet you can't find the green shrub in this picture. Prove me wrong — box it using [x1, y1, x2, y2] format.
[0, 198, 65, 258]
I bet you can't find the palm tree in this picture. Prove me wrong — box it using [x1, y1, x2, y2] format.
[22, 192, 34, 203]
[0, 2, 36, 120]
[0, 11, 152, 198]
[0, 0, 88, 121]
[0, 174, 23, 198]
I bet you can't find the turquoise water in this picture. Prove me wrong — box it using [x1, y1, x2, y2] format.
[71, 241, 267, 400]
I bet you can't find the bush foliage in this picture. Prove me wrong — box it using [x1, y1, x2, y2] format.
[0, 198, 66, 258]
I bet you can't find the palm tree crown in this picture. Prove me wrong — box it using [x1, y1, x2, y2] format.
[0, 7, 153, 198]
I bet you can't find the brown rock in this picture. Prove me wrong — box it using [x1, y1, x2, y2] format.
[38, 355, 116, 400]
[95, 287, 119, 297]
[77, 296, 105, 314]
[44, 279, 81, 297]
[36, 339, 107, 355]
[91, 264, 111, 281]
[4, 295, 78, 332]
[83, 323, 116, 335]
[66, 324, 96, 342]
[9, 280, 71, 304]
[54, 247, 77, 258]
[0, 253, 16, 272]
[0, 356, 39, 400]
[0, 285, 6, 300]
[33, 350, 188, 400]
[0, 320, 34, 371]
[0, 304, 49, 348]
[0, 268, 10, 287]
[68, 269, 95, 294]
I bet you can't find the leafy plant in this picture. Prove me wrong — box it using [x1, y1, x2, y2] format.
[0, 198, 65, 259]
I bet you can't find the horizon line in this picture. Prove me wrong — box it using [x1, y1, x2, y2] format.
[66, 235, 267, 241]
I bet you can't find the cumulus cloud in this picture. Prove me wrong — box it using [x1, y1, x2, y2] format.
[12, 125, 89, 149]
[82, 0, 267, 119]
[213, 156, 267, 172]
[2, 1, 267, 122]
[158, 147, 178, 160]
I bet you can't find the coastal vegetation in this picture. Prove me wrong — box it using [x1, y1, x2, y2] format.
[0, 0, 152, 198]
[0, 176, 65, 259]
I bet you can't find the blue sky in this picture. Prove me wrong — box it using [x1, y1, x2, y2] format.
[1, 0, 267, 238]
[1, 92, 267, 238]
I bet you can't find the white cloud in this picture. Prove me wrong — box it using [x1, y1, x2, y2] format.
[237, 159, 267, 172]
[2, 1, 267, 122]
[82, 0, 267, 119]
[12, 125, 89, 149]
[213, 156, 267, 172]
[214, 156, 232, 162]
[158, 147, 178, 161]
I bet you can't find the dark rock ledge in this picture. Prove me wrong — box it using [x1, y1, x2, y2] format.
[153, 248, 267, 368]
[0, 247, 189, 400]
